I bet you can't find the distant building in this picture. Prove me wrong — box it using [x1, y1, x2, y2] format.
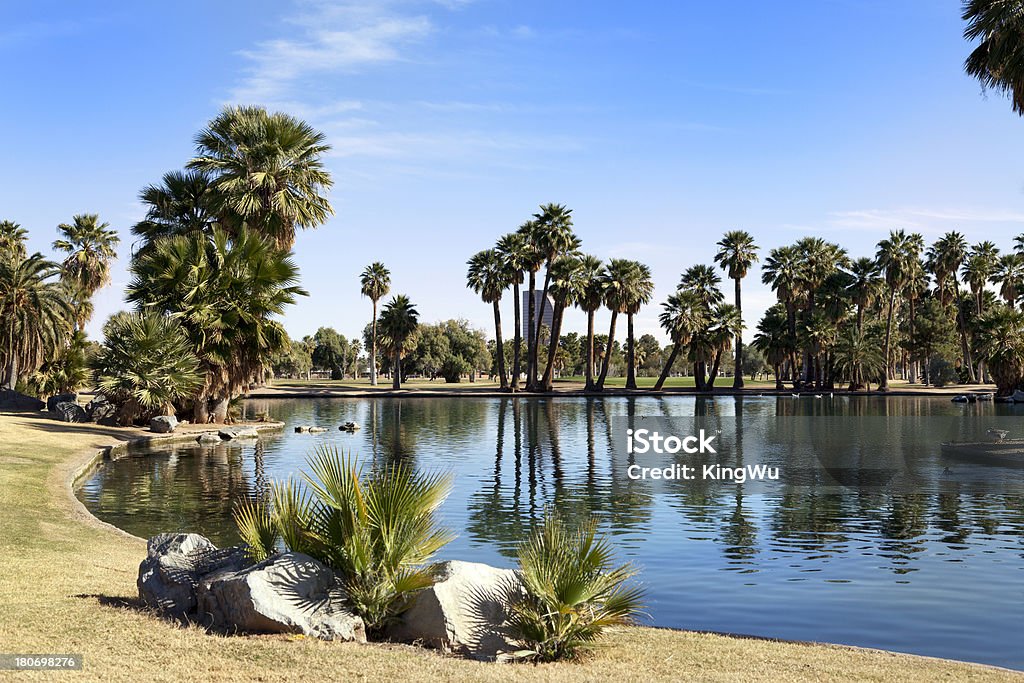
[522, 290, 555, 340]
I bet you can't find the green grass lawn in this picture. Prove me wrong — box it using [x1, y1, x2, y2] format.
[552, 375, 777, 389]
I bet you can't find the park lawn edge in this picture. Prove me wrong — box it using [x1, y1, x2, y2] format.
[0, 412, 1020, 682]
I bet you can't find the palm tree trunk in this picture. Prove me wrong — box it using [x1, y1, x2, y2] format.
[953, 281, 977, 382]
[370, 299, 379, 386]
[585, 310, 595, 391]
[526, 271, 537, 390]
[512, 281, 522, 392]
[541, 301, 565, 391]
[733, 277, 744, 389]
[908, 296, 917, 384]
[532, 266, 552, 389]
[625, 313, 637, 390]
[708, 348, 723, 388]
[492, 300, 507, 389]
[596, 311, 618, 391]
[881, 287, 895, 391]
[392, 353, 401, 390]
[654, 343, 680, 391]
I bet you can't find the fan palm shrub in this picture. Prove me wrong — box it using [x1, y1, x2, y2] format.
[91, 312, 204, 422]
[503, 512, 645, 662]
[234, 445, 455, 637]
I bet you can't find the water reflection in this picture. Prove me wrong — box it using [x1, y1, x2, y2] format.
[78, 395, 1024, 670]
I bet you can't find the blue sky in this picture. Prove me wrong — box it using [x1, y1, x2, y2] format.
[4, 0, 1024, 346]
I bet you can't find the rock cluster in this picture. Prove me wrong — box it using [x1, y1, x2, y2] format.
[138, 534, 522, 659]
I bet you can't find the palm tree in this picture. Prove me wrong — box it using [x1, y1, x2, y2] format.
[575, 255, 606, 391]
[0, 221, 29, 260]
[834, 327, 885, 390]
[188, 106, 334, 250]
[496, 232, 530, 392]
[131, 170, 218, 258]
[876, 230, 914, 391]
[91, 312, 204, 422]
[467, 250, 509, 389]
[127, 227, 307, 422]
[847, 257, 882, 335]
[0, 253, 73, 389]
[595, 259, 641, 391]
[622, 262, 654, 390]
[930, 231, 976, 382]
[516, 220, 550, 390]
[541, 255, 585, 391]
[655, 290, 707, 390]
[761, 246, 802, 385]
[714, 230, 759, 389]
[705, 303, 742, 388]
[753, 305, 792, 390]
[976, 304, 1024, 395]
[360, 262, 391, 386]
[992, 253, 1024, 308]
[52, 214, 120, 329]
[964, 241, 1000, 315]
[527, 204, 579, 389]
[679, 264, 724, 389]
[794, 238, 848, 385]
[963, 0, 1024, 115]
[378, 295, 420, 389]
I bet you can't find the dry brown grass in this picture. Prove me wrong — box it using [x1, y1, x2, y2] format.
[0, 411, 1020, 683]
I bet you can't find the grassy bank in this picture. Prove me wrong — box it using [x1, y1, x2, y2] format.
[0, 412, 1019, 682]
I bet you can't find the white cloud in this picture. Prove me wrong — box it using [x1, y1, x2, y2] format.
[230, 3, 433, 103]
[825, 207, 1024, 233]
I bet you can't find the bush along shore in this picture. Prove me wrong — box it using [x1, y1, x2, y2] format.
[139, 446, 643, 663]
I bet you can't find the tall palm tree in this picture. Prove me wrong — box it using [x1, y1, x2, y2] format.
[761, 246, 802, 385]
[575, 255, 606, 391]
[623, 262, 654, 390]
[992, 253, 1024, 308]
[516, 220, 550, 390]
[131, 170, 218, 258]
[595, 259, 640, 391]
[52, 214, 120, 329]
[963, 0, 1024, 116]
[378, 295, 420, 390]
[467, 250, 509, 389]
[846, 257, 882, 335]
[930, 231, 976, 382]
[360, 262, 391, 386]
[527, 204, 579, 389]
[977, 304, 1024, 395]
[965, 241, 1000, 315]
[188, 106, 334, 250]
[127, 227, 307, 422]
[876, 230, 914, 391]
[541, 255, 585, 391]
[680, 264, 725, 389]
[705, 303, 743, 388]
[0, 253, 73, 389]
[714, 230, 759, 389]
[496, 232, 529, 392]
[655, 290, 707, 390]
[0, 220, 29, 260]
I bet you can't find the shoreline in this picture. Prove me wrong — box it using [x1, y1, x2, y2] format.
[45, 414, 1021, 678]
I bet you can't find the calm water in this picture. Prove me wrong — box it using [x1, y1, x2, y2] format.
[78, 396, 1024, 669]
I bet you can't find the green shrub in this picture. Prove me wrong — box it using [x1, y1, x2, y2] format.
[234, 445, 455, 637]
[928, 357, 958, 388]
[504, 512, 645, 662]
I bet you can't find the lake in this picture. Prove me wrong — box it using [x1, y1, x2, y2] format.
[77, 395, 1024, 670]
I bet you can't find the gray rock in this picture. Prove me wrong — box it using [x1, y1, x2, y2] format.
[295, 425, 312, 433]
[150, 415, 178, 433]
[47, 392, 78, 413]
[137, 533, 250, 617]
[388, 560, 524, 661]
[197, 552, 366, 642]
[0, 389, 44, 411]
[196, 433, 222, 445]
[218, 426, 260, 440]
[53, 401, 87, 423]
[85, 395, 117, 424]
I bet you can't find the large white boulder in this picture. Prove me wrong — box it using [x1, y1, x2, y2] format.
[197, 552, 366, 643]
[388, 560, 525, 661]
[137, 533, 249, 616]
